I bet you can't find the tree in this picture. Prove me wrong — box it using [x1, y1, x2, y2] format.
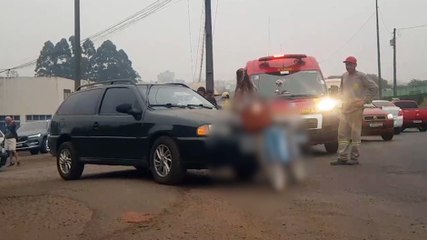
[157, 70, 175, 83]
[81, 39, 97, 80]
[366, 74, 391, 88]
[52, 38, 73, 79]
[34, 37, 139, 81]
[93, 40, 139, 81]
[35, 41, 55, 77]
[408, 79, 427, 88]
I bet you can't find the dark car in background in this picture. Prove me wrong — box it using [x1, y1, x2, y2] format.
[16, 120, 50, 155]
[48, 81, 250, 185]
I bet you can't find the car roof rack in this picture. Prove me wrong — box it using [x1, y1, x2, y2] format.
[76, 79, 136, 91]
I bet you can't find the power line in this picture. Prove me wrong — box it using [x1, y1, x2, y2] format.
[379, 7, 392, 34]
[193, 4, 205, 82]
[186, 0, 194, 79]
[320, 12, 375, 63]
[213, 0, 220, 35]
[398, 24, 427, 31]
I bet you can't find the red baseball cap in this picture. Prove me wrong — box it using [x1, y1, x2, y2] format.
[343, 56, 357, 64]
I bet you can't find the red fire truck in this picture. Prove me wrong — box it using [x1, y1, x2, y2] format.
[245, 54, 340, 153]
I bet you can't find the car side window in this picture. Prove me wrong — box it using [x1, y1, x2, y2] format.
[57, 89, 103, 115]
[100, 88, 140, 115]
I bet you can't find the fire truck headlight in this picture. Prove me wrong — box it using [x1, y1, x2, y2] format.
[317, 98, 339, 112]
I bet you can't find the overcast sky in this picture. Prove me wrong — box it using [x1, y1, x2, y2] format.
[1, 0, 426, 84]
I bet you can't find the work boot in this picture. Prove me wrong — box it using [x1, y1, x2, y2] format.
[348, 158, 359, 165]
[330, 159, 351, 166]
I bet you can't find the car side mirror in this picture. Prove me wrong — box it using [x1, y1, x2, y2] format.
[117, 103, 143, 120]
[116, 104, 132, 114]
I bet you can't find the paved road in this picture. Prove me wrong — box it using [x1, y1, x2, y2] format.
[1, 130, 427, 240]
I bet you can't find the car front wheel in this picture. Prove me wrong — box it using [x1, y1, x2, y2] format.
[57, 142, 84, 180]
[150, 137, 185, 185]
[381, 133, 394, 141]
[419, 126, 427, 132]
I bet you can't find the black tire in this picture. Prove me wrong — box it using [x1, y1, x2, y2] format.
[394, 128, 402, 135]
[56, 142, 84, 180]
[30, 149, 40, 155]
[324, 141, 339, 154]
[233, 161, 258, 182]
[149, 137, 186, 185]
[381, 133, 394, 141]
[40, 137, 49, 154]
[419, 127, 427, 132]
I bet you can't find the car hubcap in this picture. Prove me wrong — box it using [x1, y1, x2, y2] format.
[154, 144, 172, 177]
[59, 149, 72, 175]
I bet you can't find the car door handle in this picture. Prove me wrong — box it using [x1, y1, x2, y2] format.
[93, 122, 99, 129]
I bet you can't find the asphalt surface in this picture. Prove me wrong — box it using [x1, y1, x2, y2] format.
[1, 130, 426, 240]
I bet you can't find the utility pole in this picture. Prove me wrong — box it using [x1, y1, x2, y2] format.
[391, 28, 397, 97]
[204, 0, 214, 94]
[375, 0, 382, 99]
[74, 0, 82, 90]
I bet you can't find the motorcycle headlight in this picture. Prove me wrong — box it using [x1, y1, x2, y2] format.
[317, 98, 339, 112]
[387, 113, 393, 120]
[28, 133, 42, 138]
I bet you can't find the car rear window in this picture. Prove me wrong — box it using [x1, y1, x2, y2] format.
[56, 89, 103, 115]
[394, 101, 418, 109]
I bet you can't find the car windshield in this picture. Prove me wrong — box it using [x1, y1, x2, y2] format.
[17, 121, 48, 133]
[394, 101, 418, 109]
[373, 101, 395, 107]
[141, 85, 215, 109]
[250, 70, 327, 98]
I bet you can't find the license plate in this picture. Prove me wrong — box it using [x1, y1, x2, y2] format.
[369, 123, 383, 128]
[413, 120, 422, 123]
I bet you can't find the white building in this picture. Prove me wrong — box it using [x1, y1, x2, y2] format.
[0, 77, 89, 129]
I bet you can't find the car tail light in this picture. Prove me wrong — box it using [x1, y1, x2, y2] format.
[398, 109, 403, 116]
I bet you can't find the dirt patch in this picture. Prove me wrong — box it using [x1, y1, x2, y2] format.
[0, 194, 92, 240]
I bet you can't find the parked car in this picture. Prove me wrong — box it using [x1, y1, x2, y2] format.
[0, 130, 4, 145]
[362, 104, 394, 141]
[392, 100, 427, 132]
[372, 100, 403, 134]
[48, 81, 252, 185]
[16, 120, 50, 155]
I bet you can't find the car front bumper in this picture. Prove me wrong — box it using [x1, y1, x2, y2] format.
[394, 116, 403, 128]
[16, 138, 42, 151]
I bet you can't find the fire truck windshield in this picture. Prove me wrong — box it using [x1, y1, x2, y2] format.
[250, 70, 327, 98]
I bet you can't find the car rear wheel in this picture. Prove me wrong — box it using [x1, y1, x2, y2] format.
[150, 137, 185, 185]
[57, 142, 84, 180]
[324, 141, 339, 153]
[419, 126, 427, 132]
[381, 133, 394, 141]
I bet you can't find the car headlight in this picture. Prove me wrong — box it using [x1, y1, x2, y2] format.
[317, 98, 339, 112]
[387, 113, 393, 120]
[197, 125, 212, 136]
[28, 133, 42, 138]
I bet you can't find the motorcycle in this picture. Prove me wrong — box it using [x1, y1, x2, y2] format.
[238, 85, 308, 191]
